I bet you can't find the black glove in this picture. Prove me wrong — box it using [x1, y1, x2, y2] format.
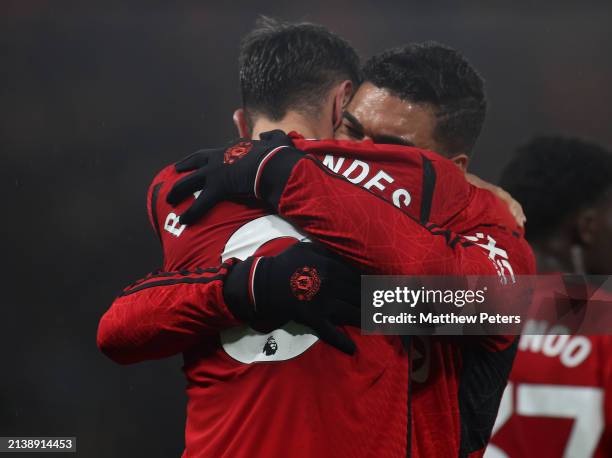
[223, 242, 361, 355]
[167, 130, 304, 225]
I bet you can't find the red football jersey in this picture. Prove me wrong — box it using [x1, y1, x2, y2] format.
[99, 136, 535, 458]
[487, 286, 612, 458]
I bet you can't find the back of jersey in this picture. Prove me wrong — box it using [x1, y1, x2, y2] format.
[149, 165, 305, 270]
[486, 327, 612, 458]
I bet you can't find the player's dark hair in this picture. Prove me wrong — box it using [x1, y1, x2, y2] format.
[500, 136, 612, 241]
[363, 42, 486, 156]
[239, 16, 361, 125]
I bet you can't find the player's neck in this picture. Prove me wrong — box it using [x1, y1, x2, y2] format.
[251, 112, 330, 140]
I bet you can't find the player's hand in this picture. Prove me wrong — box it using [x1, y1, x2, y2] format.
[223, 242, 361, 355]
[167, 130, 298, 225]
[465, 173, 527, 227]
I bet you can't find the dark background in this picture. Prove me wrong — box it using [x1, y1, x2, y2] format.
[2, 1, 611, 456]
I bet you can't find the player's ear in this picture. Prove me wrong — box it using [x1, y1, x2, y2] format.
[449, 153, 469, 172]
[233, 108, 251, 138]
[332, 80, 353, 129]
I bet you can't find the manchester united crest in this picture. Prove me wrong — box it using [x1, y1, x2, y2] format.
[224, 141, 252, 164]
[290, 266, 321, 301]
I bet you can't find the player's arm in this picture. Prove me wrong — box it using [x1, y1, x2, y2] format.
[259, 155, 505, 275]
[96, 170, 233, 364]
[97, 261, 240, 364]
[97, 243, 360, 364]
[268, 157, 535, 276]
[168, 131, 531, 277]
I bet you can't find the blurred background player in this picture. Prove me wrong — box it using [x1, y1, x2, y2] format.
[486, 136, 612, 457]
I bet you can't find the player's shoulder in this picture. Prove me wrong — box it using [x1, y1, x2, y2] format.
[297, 138, 462, 171]
[147, 159, 190, 204]
[150, 162, 181, 188]
[145, 158, 191, 228]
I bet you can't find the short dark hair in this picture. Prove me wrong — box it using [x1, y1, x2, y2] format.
[363, 42, 487, 156]
[500, 136, 612, 241]
[239, 17, 361, 124]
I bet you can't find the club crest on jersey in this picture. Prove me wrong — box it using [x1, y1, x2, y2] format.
[290, 266, 321, 301]
[224, 141, 252, 164]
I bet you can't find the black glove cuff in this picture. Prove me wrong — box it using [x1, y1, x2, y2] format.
[223, 257, 256, 322]
[258, 147, 304, 209]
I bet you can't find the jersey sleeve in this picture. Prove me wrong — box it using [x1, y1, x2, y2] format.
[97, 260, 241, 364]
[258, 151, 534, 277]
[97, 165, 243, 365]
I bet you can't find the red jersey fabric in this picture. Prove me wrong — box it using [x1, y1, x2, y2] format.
[486, 282, 612, 458]
[98, 136, 535, 458]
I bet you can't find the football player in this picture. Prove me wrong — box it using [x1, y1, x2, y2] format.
[486, 136, 612, 457]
